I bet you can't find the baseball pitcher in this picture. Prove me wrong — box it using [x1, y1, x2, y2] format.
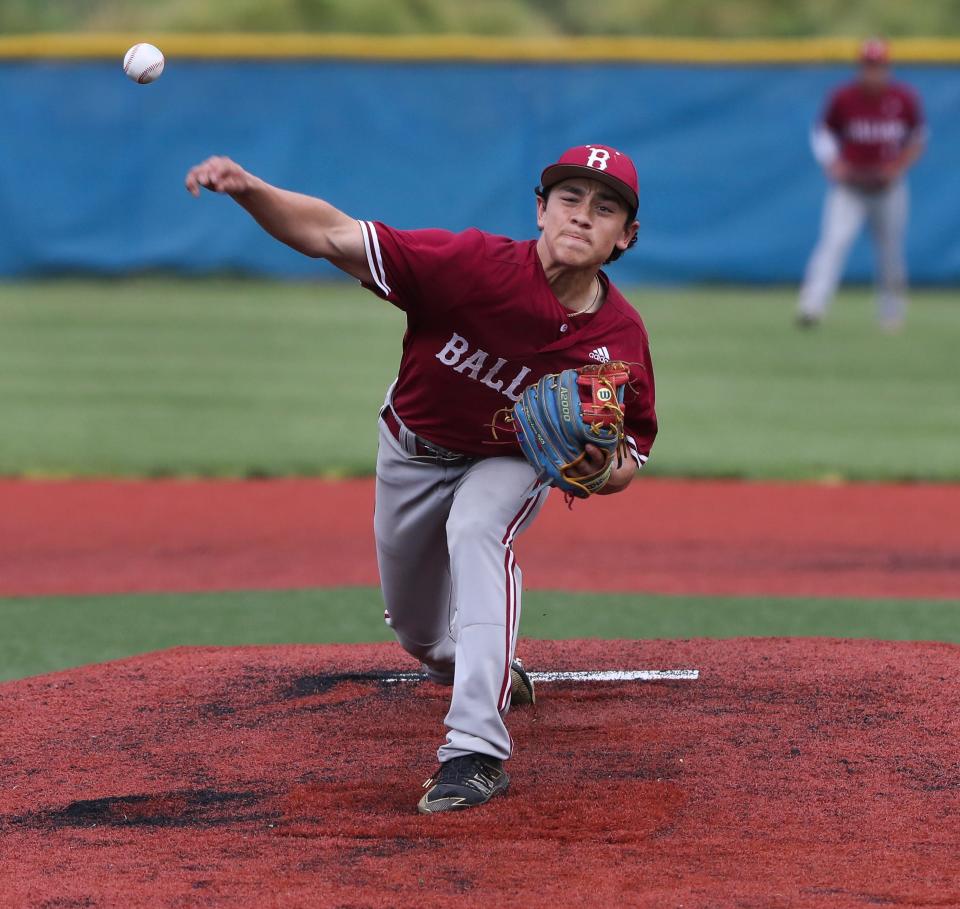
[185, 144, 657, 814]
[798, 38, 926, 331]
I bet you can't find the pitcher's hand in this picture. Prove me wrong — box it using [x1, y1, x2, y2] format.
[185, 156, 255, 198]
[567, 444, 636, 495]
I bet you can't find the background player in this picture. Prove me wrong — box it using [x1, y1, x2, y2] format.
[184, 144, 657, 814]
[797, 38, 926, 331]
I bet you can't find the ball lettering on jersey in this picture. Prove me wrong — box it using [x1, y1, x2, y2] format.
[435, 331, 532, 402]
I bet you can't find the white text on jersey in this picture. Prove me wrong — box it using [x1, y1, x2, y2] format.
[435, 333, 532, 402]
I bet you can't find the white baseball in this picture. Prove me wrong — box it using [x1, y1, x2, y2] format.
[123, 43, 165, 84]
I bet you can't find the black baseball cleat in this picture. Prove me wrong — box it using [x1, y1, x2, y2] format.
[417, 753, 510, 814]
[795, 313, 821, 329]
[510, 658, 535, 706]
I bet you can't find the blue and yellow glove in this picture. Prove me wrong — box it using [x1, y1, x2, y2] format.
[495, 361, 630, 500]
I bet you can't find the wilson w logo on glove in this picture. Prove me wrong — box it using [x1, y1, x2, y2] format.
[490, 361, 631, 501]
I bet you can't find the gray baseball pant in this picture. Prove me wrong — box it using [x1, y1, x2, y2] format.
[374, 407, 546, 764]
[798, 179, 909, 324]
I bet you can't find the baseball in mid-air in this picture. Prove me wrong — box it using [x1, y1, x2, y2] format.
[123, 43, 165, 84]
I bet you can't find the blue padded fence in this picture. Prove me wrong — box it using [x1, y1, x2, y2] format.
[1, 61, 957, 283]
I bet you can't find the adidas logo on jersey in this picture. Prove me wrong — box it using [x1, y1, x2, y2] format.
[588, 346, 611, 364]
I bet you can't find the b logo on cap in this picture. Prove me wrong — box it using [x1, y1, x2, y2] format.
[585, 146, 611, 171]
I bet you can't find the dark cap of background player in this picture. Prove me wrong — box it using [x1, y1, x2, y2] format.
[539, 144, 639, 214]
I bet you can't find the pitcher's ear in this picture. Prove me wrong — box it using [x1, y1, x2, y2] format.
[535, 185, 548, 228]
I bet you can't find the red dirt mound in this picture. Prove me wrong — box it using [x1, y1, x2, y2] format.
[2, 477, 959, 599]
[3, 639, 960, 907]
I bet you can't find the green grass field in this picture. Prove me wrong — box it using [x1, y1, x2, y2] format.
[6, 588, 960, 682]
[1, 279, 957, 481]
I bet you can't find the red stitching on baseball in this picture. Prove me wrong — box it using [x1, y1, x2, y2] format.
[123, 44, 141, 75]
[138, 59, 163, 84]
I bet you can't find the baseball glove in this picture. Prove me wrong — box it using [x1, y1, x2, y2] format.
[492, 361, 631, 500]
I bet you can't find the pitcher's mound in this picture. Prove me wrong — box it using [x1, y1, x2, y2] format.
[3, 638, 959, 907]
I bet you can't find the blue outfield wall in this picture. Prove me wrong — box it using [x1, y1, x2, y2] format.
[1, 61, 958, 283]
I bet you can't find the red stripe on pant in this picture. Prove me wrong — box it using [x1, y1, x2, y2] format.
[496, 492, 543, 712]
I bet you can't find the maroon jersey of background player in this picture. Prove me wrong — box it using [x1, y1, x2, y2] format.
[823, 77, 924, 173]
[359, 222, 657, 467]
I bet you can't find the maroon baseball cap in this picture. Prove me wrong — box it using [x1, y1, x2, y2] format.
[540, 144, 639, 212]
[860, 37, 890, 64]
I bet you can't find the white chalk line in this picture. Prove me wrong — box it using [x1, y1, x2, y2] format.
[530, 670, 699, 682]
[379, 669, 698, 684]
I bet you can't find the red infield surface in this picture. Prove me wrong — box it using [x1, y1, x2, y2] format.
[1, 477, 958, 599]
[3, 638, 960, 908]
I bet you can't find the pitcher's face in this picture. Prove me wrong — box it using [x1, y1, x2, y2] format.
[537, 178, 637, 269]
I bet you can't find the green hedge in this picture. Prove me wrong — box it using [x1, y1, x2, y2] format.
[2, 0, 959, 37]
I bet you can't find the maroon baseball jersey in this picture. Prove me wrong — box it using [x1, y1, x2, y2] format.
[358, 221, 657, 467]
[823, 82, 924, 171]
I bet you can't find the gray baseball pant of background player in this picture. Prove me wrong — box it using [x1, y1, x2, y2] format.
[374, 404, 546, 764]
[798, 179, 909, 325]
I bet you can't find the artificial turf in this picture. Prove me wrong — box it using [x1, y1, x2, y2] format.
[3, 586, 959, 682]
[1, 279, 956, 480]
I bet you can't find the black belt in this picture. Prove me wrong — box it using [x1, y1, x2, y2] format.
[382, 407, 475, 465]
